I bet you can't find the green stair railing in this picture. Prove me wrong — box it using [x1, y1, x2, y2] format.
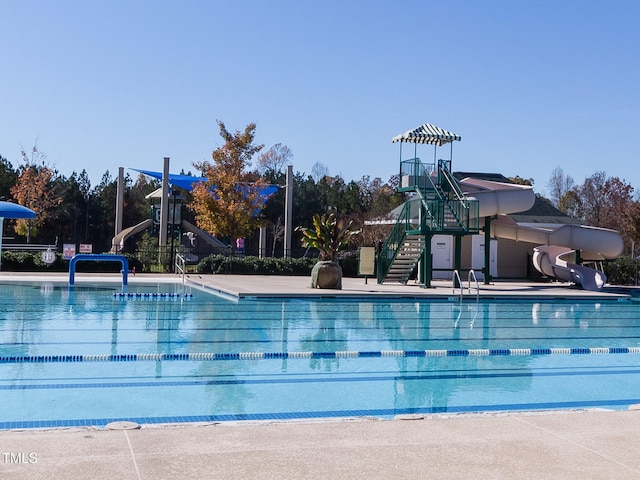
[436, 159, 480, 233]
[400, 158, 437, 197]
[398, 157, 479, 233]
[377, 197, 423, 283]
[378, 157, 481, 283]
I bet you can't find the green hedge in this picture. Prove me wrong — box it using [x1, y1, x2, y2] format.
[0, 251, 66, 271]
[196, 255, 316, 275]
[0, 251, 363, 277]
[196, 254, 359, 277]
[4, 250, 635, 285]
[603, 255, 639, 286]
[0, 251, 142, 273]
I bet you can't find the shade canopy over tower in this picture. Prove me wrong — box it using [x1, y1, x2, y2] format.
[392, 123, 461, 146]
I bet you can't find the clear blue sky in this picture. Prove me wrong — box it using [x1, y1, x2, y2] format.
[2, 0, 639, 197]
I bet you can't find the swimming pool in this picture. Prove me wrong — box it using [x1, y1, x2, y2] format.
[1, 280, 640, 429]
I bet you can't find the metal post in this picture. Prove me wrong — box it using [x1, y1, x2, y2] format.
[159, 157, 170, 270]
[259, 226, 267, 258]
[159, 157, 169, 248]
[114, 167, 124, 250]
[84, 195, 90, 243]
[284, 165, 293, 258]
[454, 235, 462, 288]
[633, 240, 637, 286]
[484, 216, 492, 285]
[421, 234, 432, 288]
[170, 189, 176, 270]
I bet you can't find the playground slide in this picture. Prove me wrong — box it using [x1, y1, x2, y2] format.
[459, 177, 624, 291]
[181, 220, 230, 251]
[110, 219, 153, 253]
[110, 219, 231, 254]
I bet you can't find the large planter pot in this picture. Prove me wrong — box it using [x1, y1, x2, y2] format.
[311, 260, 342, 289]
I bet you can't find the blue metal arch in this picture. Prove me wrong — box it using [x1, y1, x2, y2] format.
[69, 254, 129, 286]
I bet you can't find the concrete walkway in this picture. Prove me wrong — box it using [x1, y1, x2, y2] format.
[3, 410, 640, 479]
[1, 272, 640, 479]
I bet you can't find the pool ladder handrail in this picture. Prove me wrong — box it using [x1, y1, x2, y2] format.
[468, 269, 480, 302]
[452, 269, 480, 302]
[175, 253, 186, 284]
[452, 269, 464, 301]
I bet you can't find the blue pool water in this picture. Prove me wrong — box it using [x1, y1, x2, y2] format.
[1, 281, 640, 429]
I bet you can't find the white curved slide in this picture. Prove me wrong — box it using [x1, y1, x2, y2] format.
[459, 177, 624, 291]
[461, 178, 536, 217]
[532, 245, 607, 291]
[490, 217, 623, 290]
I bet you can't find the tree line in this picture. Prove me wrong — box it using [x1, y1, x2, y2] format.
[547, 167, 640, 256]
[2, 124, 639, 261]
[0, 127, 405, 257]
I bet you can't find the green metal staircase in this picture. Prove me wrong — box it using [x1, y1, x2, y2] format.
[377, 158, 480, 284]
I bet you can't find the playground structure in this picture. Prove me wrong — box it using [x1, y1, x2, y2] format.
[110, 161, 232, 263]
[111, 159, 294, 266]
[377, 123, 624, 290]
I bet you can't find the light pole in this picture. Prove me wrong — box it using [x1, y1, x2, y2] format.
[633, 240, 638, 286]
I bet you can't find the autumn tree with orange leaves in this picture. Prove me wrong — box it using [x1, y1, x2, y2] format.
[189, 121, 267, 252]
[9, 144, 62, 243]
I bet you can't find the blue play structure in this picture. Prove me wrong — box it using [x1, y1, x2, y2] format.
[69, 254, 129, 285]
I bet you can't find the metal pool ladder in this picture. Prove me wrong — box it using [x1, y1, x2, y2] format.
[175, 253, 186, 283]
[452, 270, 480, 329]
[452, 269, 480, 302]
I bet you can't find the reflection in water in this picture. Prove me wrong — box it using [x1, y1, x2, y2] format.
[2, 284, 640, 422]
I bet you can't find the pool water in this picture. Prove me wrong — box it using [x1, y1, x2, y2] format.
[1, 281, 640, 428]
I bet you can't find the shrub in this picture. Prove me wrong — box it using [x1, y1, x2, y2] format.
[196, 255, 322, 276]
[0, 249, 361, 277]
[603, 255, 639, 285]
[0, 251, 66, 272]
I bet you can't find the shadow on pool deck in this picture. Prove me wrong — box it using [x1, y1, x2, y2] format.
[1, 272, 640, 479]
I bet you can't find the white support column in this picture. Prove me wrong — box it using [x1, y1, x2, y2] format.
[259, 226, 267, 258]
[159, 157, 170, 247]
[115, 167, 124, 237]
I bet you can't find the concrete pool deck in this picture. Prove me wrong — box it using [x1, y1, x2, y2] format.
[3, 410, 640, 479]
[185, 273, 638, 300]
[1, 272, 640, 479]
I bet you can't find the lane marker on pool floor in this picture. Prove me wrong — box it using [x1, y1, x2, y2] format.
[2, 346, 640, 364]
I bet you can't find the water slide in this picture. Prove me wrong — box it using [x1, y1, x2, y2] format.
[459, 177, 624, 291]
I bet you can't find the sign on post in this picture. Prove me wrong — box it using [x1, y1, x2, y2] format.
[63, 244, 76, 260]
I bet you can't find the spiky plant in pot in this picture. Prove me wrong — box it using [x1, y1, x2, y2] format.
[297, 212, 360, 289]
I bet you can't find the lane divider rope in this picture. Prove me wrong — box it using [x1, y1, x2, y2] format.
[112, 292, 193, 300]
[2, 346, 640, 364]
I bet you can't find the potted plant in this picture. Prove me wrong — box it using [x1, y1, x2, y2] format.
[297, 212, 360, 289]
